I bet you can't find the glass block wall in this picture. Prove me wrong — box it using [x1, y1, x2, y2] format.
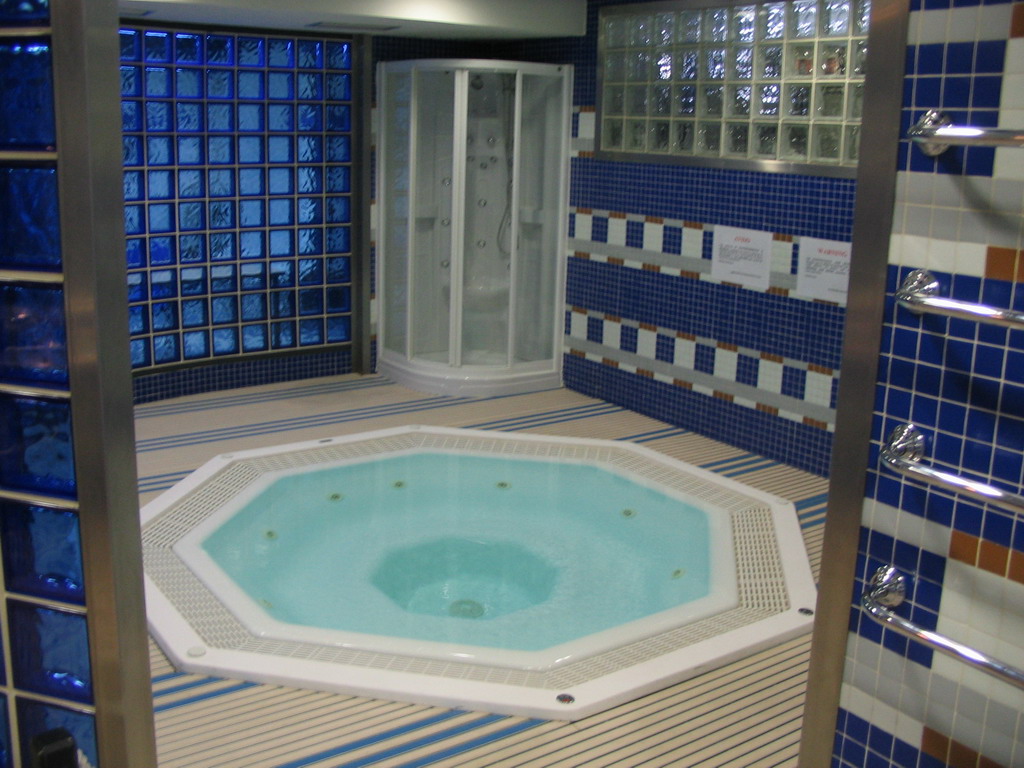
[120, 26, 356, 395]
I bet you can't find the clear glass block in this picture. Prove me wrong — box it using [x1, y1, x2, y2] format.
[604, 52, 626, 82]
[182, 299, 208, 327]
[306, 197, 328, 224]
[150, 269, 177, 299]
[819, 43, 847, 75]
[148, 236, 175, 266]
[654, 50, 672, 80]
[782, 123, 809, 159]
[697, 122, 721, 154]
[179, 234, 206, 263]
[327, 135, 351, 162]
[759, 45, 783, 78]
[326, 256, 350, 283]
[178, 169, 203, 198]
[725, 123, 749, 155]
[207, 136, 233, 164]
[651, 84, 672, 116]
[177, 136, 203, 165]
[729, 47, 752, 80]
[789, 0, 817, 37]
[787, 85, 811, 116]
[674, 85, 697, 116]
[242, 324, 268, 352]
[654, 13, 675, 45]
[238, 135, 264, 163]
[122, 100, 142, 132]
[0, 284, 67, 386]
[0, 165, 60, 271]
[180, 266, 206, 294]
[703, 8, 729, 42]
[813, 124, 842, 160]
[211, 328, 238, 356]
[241, 294, 267, 322]
[146, 136, 173, 166]
[674, 121, 695, 152]
[702, 85, 723, 116]
[326, 226, 350, 253]
[677, 48, 699, 80]
[630, 15, 652, 47]
[126, 272, 146, 302]
[759, 3, 786, 39]
[9, 601, 92, 703]
[732, 6, 756, 42]
[326, 73, 351, 100]
[211, 296, 237, 323]
[0, 395, 75, 497]
[755, 124, 778, 156]
[852, 40, 868, 76]
[677, 10, 702, 42]
[178, 201, 205, 231]
[239, 231, 263, 259]
[729, 85, 752, 116]
[0, 40, 55, 149]
[268, 104, 294, 131]
[627, 85, 648, 116]
[326, 105, 349, 131]
[270, 229, 294, 257]
[298, 258, 324, 285]
[817, 84, 845, 117]
[758, 84, 780, 115]
[121, 65, 141, 97]
[174, 33, 202, 64]
[604, 15, 628, 48]
[206, 102, 233, 132]
[705, 47, 726, 79]
[648, 121, 670, 151]
[823, 0, 851, 36]
[120, 29, 141, 61]
[326, 167, 349, 193]
[854, 0, 872, 34]
[848, 83, 864, 118]
[206, 68, 233, 99]
[272, 320, 296, 348]
[626, 50, 650, 81]
[846, 125, 860, 161]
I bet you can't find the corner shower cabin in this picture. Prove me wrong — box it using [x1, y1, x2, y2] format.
[377, 60, 571, 396]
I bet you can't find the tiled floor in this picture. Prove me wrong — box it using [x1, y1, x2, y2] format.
[137, 374, 826, 767]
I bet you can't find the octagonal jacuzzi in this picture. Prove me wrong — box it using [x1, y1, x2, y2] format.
[142, 426, 816, 720]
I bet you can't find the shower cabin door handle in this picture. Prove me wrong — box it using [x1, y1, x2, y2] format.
[862, 565, 1024, 691]
[896, 270, 1024, 329]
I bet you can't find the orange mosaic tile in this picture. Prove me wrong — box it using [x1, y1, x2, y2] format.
[672, 378, 693, 389]
[1010, 550, 1024, 584]
[949, 530, 980, 566]
[1012, 2, 1024, 37]
[978, 539, 1010, 576]
[985, 246, 1021, 282]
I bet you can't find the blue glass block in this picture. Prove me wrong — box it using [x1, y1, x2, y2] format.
[327, 226, 350, 253]
[238, 136, 264, 163]
[0, 166, 61, 271]
[147, 203, 172, 232]
[145, 66, 171, 98]
[326, 104, 350, 132]
[211, 295, 237, 324]
[210, 265, 237, 293]
[206, 34, 234, 65]
[268, 71, 294, 100]
[268, 38, 294, 68]
[176, 102, 203, 132]
[207, 136, 234, 164]
[268, 198, 293, 226]
[272, 320, 296, 348]
[147, 170, 172, 199]
[125, 239, 144, 269]
[238, 104, 264, 132]
[153, 333, 180, 364]
[206, 68, 233, 99]
[1, 502, 82, 604]
[175, 67, 202, 98]
[326, 256, 350, 283]
[297, 104, 323, 131]
[0, 284, 67, 385]
[298, 318, 324, 346]
[242, 324, 268, 352]
[327, 315, 351, 343]
[207, 102, 233, 131]
[326, 166, 350, 193]
[238, 70, 264, 100]
[298, 72, 323, 100]
[122, 135, 142, 166]
[298, 228, 322, 256]
[326, 285, 351, 312]
[148, 235, 175, 266]
[144, 30, 171, 62]
[240, 263, 266, 290]
[123, 206, 143, 236]
[146, 136, 173, 165]
[270, 230, 294, 257]
[0, 40, 55, 149]
[150, 269, 177, 299]
[268, 136, 294, 163]
[326, 73, 351, 101]
[239, 231, 263, 259]
[126, 272, 147, 302]
[239, 200, 265, 227]
[271, 290, 295, 318]
[145, 100, 172, 132]
[128, 304, 146, 335]
[267, 104, 294, 132]
[208, 169, 234, 197]
[298, 197, 322, 225]
[178, 136, 203, 165]
[119, 29, 140, 62]
[122, 100, 141, 132]
[129, 338, 150, 368]
[174, 33, 202, 64]
[326, 135, 350, 161]
[151, 301, 178, 332]
[182, 330, 209, 360]
[298, 167, 322, 194]
[207, 200, 234, 229]
[327, 196, 350, 223]
[298, 258, 323, 285]
[297, 135, 323, 162]
[238, 168, 264, 196]
[268, 167, 293, 194]
[178, 169, 204, 198]
[9, 602, 91, 702]
[0, 395, 75, 496]
[120, 65, 141, 97]
[296, 39, 322, 69]
[299, 288, 323, 316]
[17, 698, 97, 768]
[238, 37, 265, 67]
[326, 41, 351, 70]
[241, 293, 267, 321]
[270, 260, 294, 288]
[213, 328, 239, 356]
[181, 299, 208, 327]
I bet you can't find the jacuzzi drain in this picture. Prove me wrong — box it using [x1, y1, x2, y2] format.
[449, 599, 485, 619]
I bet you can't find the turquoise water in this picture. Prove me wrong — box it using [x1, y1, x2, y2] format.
[202, 451, 714, 652]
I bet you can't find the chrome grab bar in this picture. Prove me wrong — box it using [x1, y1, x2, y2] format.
[908, 110, 1024, 157]
[896, 270, 1024, 329]
[881, 424, 1024, 516]
[862, 565, 1024, 691]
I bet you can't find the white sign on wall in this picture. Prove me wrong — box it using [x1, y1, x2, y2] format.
[710, 226, 773, 290]
[796, 237, 851, 304]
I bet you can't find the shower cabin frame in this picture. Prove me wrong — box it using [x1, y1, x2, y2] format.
[376, 59, 572, 397]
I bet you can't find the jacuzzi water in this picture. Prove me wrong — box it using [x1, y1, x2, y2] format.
[143, 426, 817, 720]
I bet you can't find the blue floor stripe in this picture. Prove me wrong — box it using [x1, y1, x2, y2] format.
[394, 718, 546, 768]
[329, 714, 507, 768]
[721, 459, 777, 478]
[153, 681, 259, 713]
[621, 428, 690, 443]
[150, 671, 189, 684]
[273, 710, 467, 768]
[699, 453, 757, 469]
[153, 676, 224, 698]
[465, 403, 622, 430]
[486, 409, 626, 432]
[795, 492, 829, 510]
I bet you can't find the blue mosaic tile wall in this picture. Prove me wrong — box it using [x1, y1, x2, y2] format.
[120, 26, 356, 401]
[0, 2, 101, 764]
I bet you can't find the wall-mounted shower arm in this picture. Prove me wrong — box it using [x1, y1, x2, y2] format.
[896, 269, 1024, 329]
[862, 565, 1024, 691]
[908, 110, 1024, 156]
[881, 424, 1024, 516]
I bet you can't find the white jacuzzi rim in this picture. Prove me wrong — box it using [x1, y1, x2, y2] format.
[142, 425, 818, 721]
